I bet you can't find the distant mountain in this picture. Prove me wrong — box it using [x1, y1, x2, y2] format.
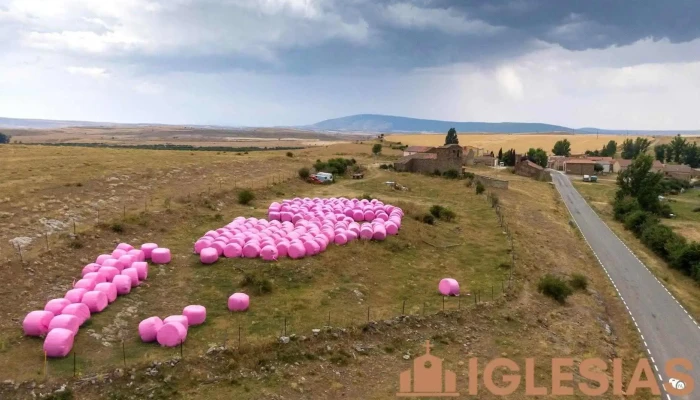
[308, 114, 571, 133]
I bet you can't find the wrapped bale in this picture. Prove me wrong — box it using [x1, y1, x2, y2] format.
[127, 249, 145, 262]
[345, 230, 358, 241]
[94, 282, 118, 303]
[61, 303, 91, 325]
[82, 263, 101, 276]
[151, 248, 171, 264]
[210, 241, 225, 256]
[334, 232, 348, 245]
[45, 298, 71, 315]
[74, 278, 97, 291]
[141, 243, 158, 259]
[288, 241, 306, 259]
[183, 305, 207, 326]
[359, 226, 374, 240]
[194, 239, 212, 254]
[385, 221, 399, 235]
[118, 254, 136, 269]
[200, 248, 219, 264]
[102, 258, 125, 272]
[372, 225, 387, 241]
[157, 322, 187, 347]
[112, 275, 132, 295]
[223, 243, 243, 258]
[276, 241, 289, 258]
[122, 268, 140, 287]
[83, 272, 107, 284]
[116, 243, 134, 252]
[228, 293, 250, 311]
[95, 254, 112, 265]
[138, 316, 163, 342]
[98, 266, 120, 282]
[132, 261, 148, 280]
[81, 291, 108, 313]
[43, 328, 75, 358]
[163, 315, 189, 329]
[65, 288, 88, 304]
[242, 242, 261, 258]
[260, 245, 278, 261]
[48, 314, 80, 336]
[303, 240, 320, 256]
[111, 249, 127, 259]
[438, 278, 460, 296]
[23, 310, 54, 337]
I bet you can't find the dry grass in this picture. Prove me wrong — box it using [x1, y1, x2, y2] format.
[387, 133, 645, 154]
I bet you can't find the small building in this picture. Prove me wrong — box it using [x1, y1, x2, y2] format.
[596, 160, 612, 173]
[394, 144, 463, 174]
[402, 146, 432, 157]
[564, 159, 596, 175]
[617, 159, 664, 173]
[663, 164, 694, 181]
[473, 155, 497, 167]
[547, 156, 567, 171]
[515, 159, 544, 178]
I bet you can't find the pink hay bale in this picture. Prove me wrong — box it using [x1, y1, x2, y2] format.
[43, 328, 75, 358]
[112, 275, 132, 295]
[242, 243, 261, 258]
[223, 243, 243, 258]
[385, 221, 399, 235]
[132, 261, 148, 280]
[163, 315, 189, 329]
[345, 230, 358, 241]
[157, 322, 187, 347]
[45, 298, 71, 315]
[99, 266, 120, 282]
[83, 272, 107, 284]
[193, 239, 210, 254]
[352, 209, 364, 221]
[183, 305, 207, 326]
[61, 303, 90, 325]
[94, 282, 118, 303]
[359, 226, 374, 240]
[127, 249, 145, 262]
[314, 236, 328, 251]
[111, 249, 127, 259]
[138, 316, 163, 342]
[288, 241, 306, 259]
[438, 278, 460, 296]
[82, 263, 101, 276]
[65, 288, 88, 303]
[334, 232, 348, 245]
[268, 211, 281, 221]
[81, 291, 108, 313]
[372, 225, 387, 241]
[210, 241, 226, 255]
[122, 268, 140, 287]
[363, 210, 375, 221]
[204, 230, 220, 239]
[151, 248, 171, 264]
[228, 293, 250, 311]
[276, 241, 289, 257]
[200, 247, 219, 264]
[261, 245, 278, 261]
[116, 243, 134, 252]
[102, 258, 125, 272]
[118, 254, 136, 269]
[141, 243, 158, 259]
[23, 310, 54, 337]
[48, 314, 80, 336]
[304, 240, 320, 256]
[95, 254, 112, 265]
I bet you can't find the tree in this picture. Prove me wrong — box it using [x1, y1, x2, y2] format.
[372, 143, 382, 155]
[684, 142, 700, 168]
[616, 154, 664, 214]
[634, 137, 651, 157]
[527, 147, 548, 168]
[594, 163, 603, 173]
[0, 132, 11, 144]
[654, 145, 666, 162]
[445, 128, 459, 145]
[585, 149, 600, 156]
[552, 139, 571, 156]
[497, 148, 503, 161]
[665, 146, 674, 163]
[621, 139, 635, 159]
[603, 140, 617, 157]
[669, 134, 687, 163]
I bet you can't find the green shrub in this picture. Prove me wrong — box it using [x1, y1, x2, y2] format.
[421, 214, 435, 225]
[640, 223, 677, 259]
[238, 189, 255, 205]
[537, 274, 573, 303]
[298, 167, 310, 179]
[239, 273, 273, 295]
[463, 172, 475, 179]
[623, 210, 654, 236]
[286, 151, 293, 157]
[670, 242, 700, 276]
[429, 205, 445, 218]
[569, 274, 588, 290]
[110, 223, 124, 233]
[613, 196, 640, 222]
[693, 207, 700, 212]
[442, 169, 460, 179]
[475, 181, 485, 195]
[432, 169, 442, 177]
[360, 193, 374, 201]
[440, 209, 456, 222]
[465, 178, 474, 187]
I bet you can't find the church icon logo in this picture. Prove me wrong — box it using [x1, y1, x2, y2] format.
[397, 340, 459, 397]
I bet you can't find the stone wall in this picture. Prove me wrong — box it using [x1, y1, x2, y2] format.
[474, 174, 509, 189]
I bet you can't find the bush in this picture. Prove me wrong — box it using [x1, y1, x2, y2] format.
[693, 207, 700, 212]
[569, 274, 588, 290]
[670, 242, 700, 276]
[490, 193, 499, 207]
[429, 205, 445, 218]
[538, 274, 573, 304]
[360, 193, 374, 201]
[475, 181, 485, 195]
[298, 167, 310, 179]
[238, 189, 255, 205]
[440, 209, 456, 222]
[613, 196, 640, 222]
[379, 164, 389, 170]
[465, 178, 474, 187]
[623, 210, 655, 236]
[442, 169, 460, 179]
[432, 169, 442, 177]
[239, 273, 273, 295]
[421, 214, 435, 225]
[286, 151, 293, 157]
[110, 223, 124, 233]
[640, 223, 677, 259]
[463, 171, 475, 179]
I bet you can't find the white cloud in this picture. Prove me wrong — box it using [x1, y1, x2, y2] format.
[384, 3, 502, 35]
[495, 67, 524, 99]
[66, 66, 110, 78]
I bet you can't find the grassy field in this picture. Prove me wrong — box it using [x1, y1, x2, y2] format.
[0, 145, 653, 399]
[572, 177, 700, 320]
[388, 133, 642, 154]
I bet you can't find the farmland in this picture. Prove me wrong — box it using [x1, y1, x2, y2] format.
[388, 133, 640, 154]
[0, 143, 651, 399]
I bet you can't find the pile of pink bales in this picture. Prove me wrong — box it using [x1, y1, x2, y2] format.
[139, 305, 206, 347]
[22, 243, 171, 358]
[194, 197, 403, 264]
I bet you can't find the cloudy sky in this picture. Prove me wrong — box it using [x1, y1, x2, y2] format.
[1, 0, 699, 129]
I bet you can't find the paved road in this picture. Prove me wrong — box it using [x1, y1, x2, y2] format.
[551, 172, 700, 400]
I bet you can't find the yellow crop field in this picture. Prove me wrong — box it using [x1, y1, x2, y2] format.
[387, 133, 646, 154]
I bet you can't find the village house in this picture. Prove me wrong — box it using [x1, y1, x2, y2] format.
[394, 144, 464, 174]
[617, 159, 664, 173]
[663, 164, 694, 181]
[515, 158, 545, 178]
[564, 159, 596, 175]
[547, 155, 567, 171]
[402, 146, 432, 157]
[472, 155, 497, 167]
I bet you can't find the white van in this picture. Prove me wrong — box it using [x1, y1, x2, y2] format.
[315, 172, 334, 182]
[583, 175, 591, 182]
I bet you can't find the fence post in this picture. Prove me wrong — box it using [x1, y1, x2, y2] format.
[442, 296, 445, 311]
[45, 233, 50, 251]
[122, 340, 126, 368]
[284, 317, 287, 336]
[328, 311, 331, 326]
[367, 307, 370, 323]
[402, 300, 406, 315]
[238, 326, 241, 350]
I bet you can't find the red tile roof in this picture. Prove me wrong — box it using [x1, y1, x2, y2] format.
[394, 153, 437, 164]
[404, 146, 432, 153]
[565, 159, 596, 164]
